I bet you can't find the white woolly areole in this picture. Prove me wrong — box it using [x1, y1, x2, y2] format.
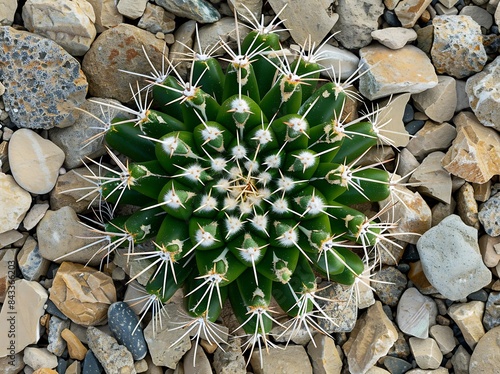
[272, 198, 289, 214]
[182, 85, 196, 98]
[223, 196, 238, 211]
[163, 190, 182, 209]
[231, 145, 247, 159]
[201, 126, 222, 141]
[257, 171, 272, 186]
[244, 160, 259, 173]
[215, 178, 231, 193]
[199, 195, 218, 211]
[287, 117, 307, 132]
[264, 154, 281, 169]
[295, 151, 316, 169]
[306, 195, 325, 215]
[184, 164, 204, 181]
[278, 227, 298, 247]
[239, 245, 263, 262]
[250, 214, 268, 232]
[225, 215, 244, 234]
[277, 176, 296, 192]
[230, 97, 250, 113]
[161, 136, 179, 155]
[253, 129, 273, 144]
[195, 228, 216, 247]
[211, 157, 227, 172]
[240, 200, 253, 215]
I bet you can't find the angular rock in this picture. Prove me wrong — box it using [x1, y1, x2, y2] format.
[316, 281, 357, 333]
[117, 0, 148, 19]
[195, 17, 249, 55]
[307, 334, 343, 374]
[155, 0, 220, 23]
[22, 0, 97, 56]
[478, 234, 500, 268]
[0, 248, 17, 303]
[0, 173, 31, 235]
[469, 326, 500, 374]
[49, 261, 117, 326]
[431, 15, 487, 79]
[331, 0, 384, 49]
[343, 301, 398, 374]
[47, 316, 70, 356]
[409, 337, 443, 370]
[483, 292, 500, 331]
[409, 152, 452, 204]
[0, 280, 48, 356]
[183, 344, 211, 374]
[108, 302, 147, 360]
[377, 93, 411, 147]
[86, 0, 123, 33]
[137, 3, 176, 34]
[61, 328, 88, 360]
[0, 27, 88, 129]
[448, 301, 485, 349]
[466, 56, 500, 131]
[0, 352, 24, 374]
[228, 0, 262, 22]
[317, 44, 360, 81]
[212, 339, 246, 374]
[23, 203, 50, 231]
[442, 112, 500, 184]
[457, 182, 480, 229]
[429, 325, 456, 355]
[405, 121, 456, 162]
[17, 236, 50, 281]
[23, 347, 58, 371]
[412, 76, 457, 123]
[250, 345, 312, 374]
[0, 231, 23, 250]
[82, 24, 166, 103]
[0, 0, 16, 26]
[371, 27, 418, 49]
[358, 44, 438, 100]
[416, 215, 491, 300]
[86, 326, 135, 374]
[397, 288, 438, 339]
[451, 345, 471, 374]
[395, 0, 433, 27]
[372, 267, 408, 307]
[479, 192, 500, 237]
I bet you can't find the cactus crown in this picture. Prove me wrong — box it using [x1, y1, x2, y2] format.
[69, 8, 401, 365]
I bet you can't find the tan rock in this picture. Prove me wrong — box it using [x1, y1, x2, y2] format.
[0, 173, 32, 234]
[472, 180, 491, 202]
[442, 112, 500, 184]
[377, 93, 411, 147]
[431, 198, 457, 227]
[22, 203, 50, 231]
[406, 121, 457, 161]
[0, 230, 24, 249]
[409, 152, 452, 204]
[251, 345, 313, 374]
[49, 261, 117, 326]
[429, 325, 456, 355]
[61, 328, 88, 360]
[469, 325, 500, 374]
[456, 182, 479, 229]
[32, 369, 58, 374]
[371, 27, 418, 49]
[448, 301, 485, 349]
[65, 360, 81, 374]
[395, 0, 433, 27]
[343, 301, 398, 374]
[137, 3, 176, 34]
[451, 345, 471, 374]
[117, 0, 148, 19]
[358, 44, 438, 100]
[408, 261, 439, 295]
[0, 248, 17, 303]
[412, 76, 457, 123]
[409, 337, 443, 370]
[307, 334, 343, 374]
[478, 234, 500, 268]
[86, 0, 123, 33]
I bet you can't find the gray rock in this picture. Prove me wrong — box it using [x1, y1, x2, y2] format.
[47, 316, 71, 356]
[371, 27, 418, 49]
[17, 236, 50, 281]
[23, 347, 58, 370]
[396, 287, 438, 339]
[0, 173, 31, 234]
[372, 267, 408, 307]
[0, 27, 88, 129]
[155, 0, 220, 23]
[459, 5, 493, 29]
[108, 302, 147, 360]
[478, 192, 500, 237]
[317, 44, 360, 81]
[412, 75, 457, 123]
[405, 121, 457, 162]
[307, 334, 343, 374]
[0, 352, 24, 373]
[469, 326, 500, 374]
[483, 291, 500, 331]
[416, 214, 492, 300]
[213, 339, 246, 374]
[87, 326, 136, 374]
[316, 281, 357, 333]
[137, 3, 176, 34]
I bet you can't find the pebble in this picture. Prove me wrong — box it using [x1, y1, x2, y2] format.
[442, 112, 500, 184]
[377, 93, 411, 147]
[108, 302, 147, 360]
[412, 75, 457, 123]
[483, 292, 500, 331]
[47, 316, 70, 356]
[196, 17, 249, 55]
[0, 279, 48, 356]
[358, 44, 438, 100]
[117, 0, 148, 19]
[65, 361, 81, 374]
[469, 325, 500, 373]
[371, 27, 418, 49]
[307, 334, 343, 374]
[431, 15, 487, 78]
[478, 234, 500, 267]
[0, 248, 17, 302]
[183, 345, 212, 374]
[451, 345, 471, 374]
[23, 347, 58, 371]
[395, 0, 433, 27]
[466, 56, 500, 131]
[250, 345, 312, 374]
[22, 0, 97, 56]
[87, 326, 136, 374]
[0, 173, 32, 234]
[49, 261, 117, 326]
[479, 192, 500, 237]
[416, 215, 491, 301]
[405, 120, 457, 161]
[409, 151, 452, 204]
[82, 349, 104, 374]
[408, 337, 443, 370]
[61, 328, 88, 360]
[8, 129, 65, 195]
[429, 324, 456, 355]
[456, 182, 480, 229]
[17, 236, 50, 281]
[448, 301, 486, 349]
[459, 5, 493, 29]
[0, 27, 88, 129]
[23, 203, 50, 231]
[0, 352, 25, 374]
[137, 3, 176, 34]
[88, 0, 123, 33]
[82, 24, 167, 103]
[212, 340, 246, 374]
[397, 288, 438, 339]
[316, 281, 358, 332]
[317, 44, 360, 81]
[155, 0, 220, 23]
[382, 356, 413, 374]
[0, 0, 16, 25]
[372, 267, 408, 307]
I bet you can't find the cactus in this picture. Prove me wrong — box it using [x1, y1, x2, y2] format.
[68, 9, 403, 365]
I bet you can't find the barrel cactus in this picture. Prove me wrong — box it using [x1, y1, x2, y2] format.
[70, 11, 400, 362]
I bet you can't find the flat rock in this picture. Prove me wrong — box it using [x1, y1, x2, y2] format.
[358, 44, 438, 100]
[0, 352, 24, 374]
[412, 76, 457, 123]
[212, 339, 246, 374]
[0, 27, 88, 129]
[86, 0, 123, 33]
[82, 24, 166, 103]
[137, 3, 176, 34]
[451, 345, 471, 374]
[183, 344, 211, 374]
[469, 325, 500, 373]
[466, 56, 500, 131]
[397, 287, 438, 339]
[416, 215, 492, 301]
[9, 129, 65, 194]
[429, 325, 456, 355]
[155, 0, 220, 23]
[459, 5, 493, 29]
[61, 328, 88, 360]
[317, 44, 360, 81]
[395, 0, 433, 27]
[478, 192, 500, 237]
[23, 203, 50, 231]
[250, 345, 312, 374]
[49, 261, 117, 326]
[409, 151, 452, 204]
[409, 337, 443, 370]
[23, 347, 58, 371]
[22, 0, 97, 56]
[228, 0, 262, 22]
[332, 0, 384, 49]
[372, 267, 408, 307]
[117, 0, 148, 19]
[307, 334, 343, 374]
[343, 301, 398, 374]
[431, 15, 487, 79]
[17, 236, 50, 281]
[0, 173, 32, 234]
[316, 281, 358, 332]
[371, 27, 418, 49]
[442, 112, 500, 184]
[376, 93, 411, 147]
[0, 280, 48, 356]
[108, 302, 147, 360]
[0, 248, 17, 303]
[448, 301, 485, 349]
[0, 0, 16, 25]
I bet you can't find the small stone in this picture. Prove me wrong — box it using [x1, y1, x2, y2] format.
[47, 316, 71, 356]
[377, 93, 411, 147]
[23, 347, 58, 371]
[372, 267, 408, 307]
[431, 15, 487, 79]
[61, 328, 88, 360]
[137, 3, 176, 34]
[0, 248, 17, 302]
[22, 203, 50, 231]
[472, 181, 491, 202]
[469, 326, 500, 373]
[22, 0, 97, 56]
[307, 334, 343, 374]
[82, 349, 104, 373]
[435, 3, 459, 14]
[86, 0, 123, 33]
[117, 0, 148, 19]
[406, 121, 457, 162]
[49, 261, 117, 326]
[429, 325, 456, 355]
[382, 356, 412, 374]
[87, 326, 135, 374]
[466, 56, 500, 131]
[412, 76, 457, 123]
[0, 230, 23, 250]
[479, 192, 500, 237]
[478, 234, 500, 268]
[316, 281, 357, 332]
[483, 292, 500, 331]
[343, 301, 398, 374]
[65, 361, 81, 374]
[317, 44, 360, 81]
[455, 79, 470, 112]
[183, 344, 211, 374]
[271, 321, 312, 346]
[409, 152, 452, 204]
[0, 27, 88, 129]
[397, 288, 438, 339]
[409, 337, 443, 370]
[451, 345, 470, 374]
[442, 112, 500, 184]
[459, 5, 493, 29]
[0, 280, 48, 356]
[212, 339, 246, 374]
[108, 302, 147, 360]
[8, 129, 65, 194]
[371, 27, 418, 49]
[416, 215, 491, 300]
[448, 301, 485, 349]
[0, 173, 32, 234]
[395, 0, 433, 27]
[155, 0, 220, 23]
[17, 236, 50, 281]
[358, 44, 438, 100]
[331, 0, 384, 49]
[250, 345, 312, 374]
[195, 17, 249, 55]
[169, 19, 196, 78]
[456, 182, 479, 229]
[0, 352, 24, 374]
[0, 0, 16, 25]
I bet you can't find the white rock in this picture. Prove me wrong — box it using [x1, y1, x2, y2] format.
[8, 129, 65, 195]
[23, 347, 58, 370]
[117, 0, 148, 19]
[22, 0, 97, 56]
[316, 44, 360, 80]
[0, 280, 48, 356]
[371, 27, 418, 49]
[416, 215, 492, 301]
[412, 75, 457, 123]
[0, 173, 32, 235]
[0, 0, 17, 25]
[409, 337, 443, 370]
[397, 287, 438, 339]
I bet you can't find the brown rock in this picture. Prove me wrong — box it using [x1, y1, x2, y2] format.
[469, 326, 500, 374]
[412, 75, 457, 123]
[409, 151, 452, 204]
[32, 370, 58, 374]
[405, 121, 457, 161]
[448, 301, 485, 349]
[442, 112, 500, 184]
[456, 182, 479, 229]
[86, 0, 123, 33]
[395, 0, 433, 27]
[61, 328, 88, 360]
[49, 261, 117, 326]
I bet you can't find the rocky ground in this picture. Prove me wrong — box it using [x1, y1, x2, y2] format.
[1, 0, 500, 373]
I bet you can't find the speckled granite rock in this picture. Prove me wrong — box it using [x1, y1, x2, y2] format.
[155, 0, 220, 23]
[0, 26, 88, 129]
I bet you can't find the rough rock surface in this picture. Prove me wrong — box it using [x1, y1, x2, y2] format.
[469, 326, 500, 373]
[155, 0, 220, 23]
[0, 173, 32, 234]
